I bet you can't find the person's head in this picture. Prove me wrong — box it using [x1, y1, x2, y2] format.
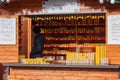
[33, 26, 41, 34]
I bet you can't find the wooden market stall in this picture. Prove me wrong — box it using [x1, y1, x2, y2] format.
[0, 0, 120, 80]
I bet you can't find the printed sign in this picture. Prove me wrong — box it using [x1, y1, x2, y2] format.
[42, 0, 80, 14]
[0, 18, 16, 44]
[107, 14, 120, 44]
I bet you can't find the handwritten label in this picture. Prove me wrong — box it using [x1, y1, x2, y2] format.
[107, 14, 120, 44]
[0, 18, 16, 45]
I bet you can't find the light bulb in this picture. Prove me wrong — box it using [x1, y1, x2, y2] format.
[110, 0, 115, 4]
[6, 0, 10, 3]
[99, 0, 104, 4]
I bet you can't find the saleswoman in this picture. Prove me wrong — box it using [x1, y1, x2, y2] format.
[30, 26, 45, 58]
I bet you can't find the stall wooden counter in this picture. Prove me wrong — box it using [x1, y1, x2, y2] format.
[2, 63, 120, 80]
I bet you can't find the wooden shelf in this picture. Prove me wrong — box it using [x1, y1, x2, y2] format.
[41, 32, 76, 34]
[44, 45, 95, 49]
[34, 24, 105, 27]
[46, 38, 105, 41]
[41, 32, 105, 34]
[43, 52, 66, 55]
[2, 63, 120, 69]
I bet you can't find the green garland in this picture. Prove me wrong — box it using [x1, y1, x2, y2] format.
[0, 1, 7, 5]
[115, 0, 120, 3]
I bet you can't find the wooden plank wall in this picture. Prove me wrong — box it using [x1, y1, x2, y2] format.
[0, 16, 18, 63]
[106, 45, 120, 64]
[7, 67, 120, 80]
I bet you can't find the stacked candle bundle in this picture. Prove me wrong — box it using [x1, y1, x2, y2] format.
[95, 44, 108, 65]
[66, 52, 95, 65]
[20, 58, 52, 64]
[66, 44, 109, 65]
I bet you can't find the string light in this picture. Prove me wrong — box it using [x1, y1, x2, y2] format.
[99, 0, 104, 4]
[6, 0, 10, 3]
[99, 0, 120, 4]
[110, 0, 115, 4]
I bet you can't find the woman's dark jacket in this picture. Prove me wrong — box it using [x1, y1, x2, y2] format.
[30, 34, 45, 58]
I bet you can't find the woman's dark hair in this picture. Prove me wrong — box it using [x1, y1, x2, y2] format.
[33, 26, 41, 34]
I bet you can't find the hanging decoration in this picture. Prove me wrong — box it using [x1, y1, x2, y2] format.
[0, 0, 10, 5]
